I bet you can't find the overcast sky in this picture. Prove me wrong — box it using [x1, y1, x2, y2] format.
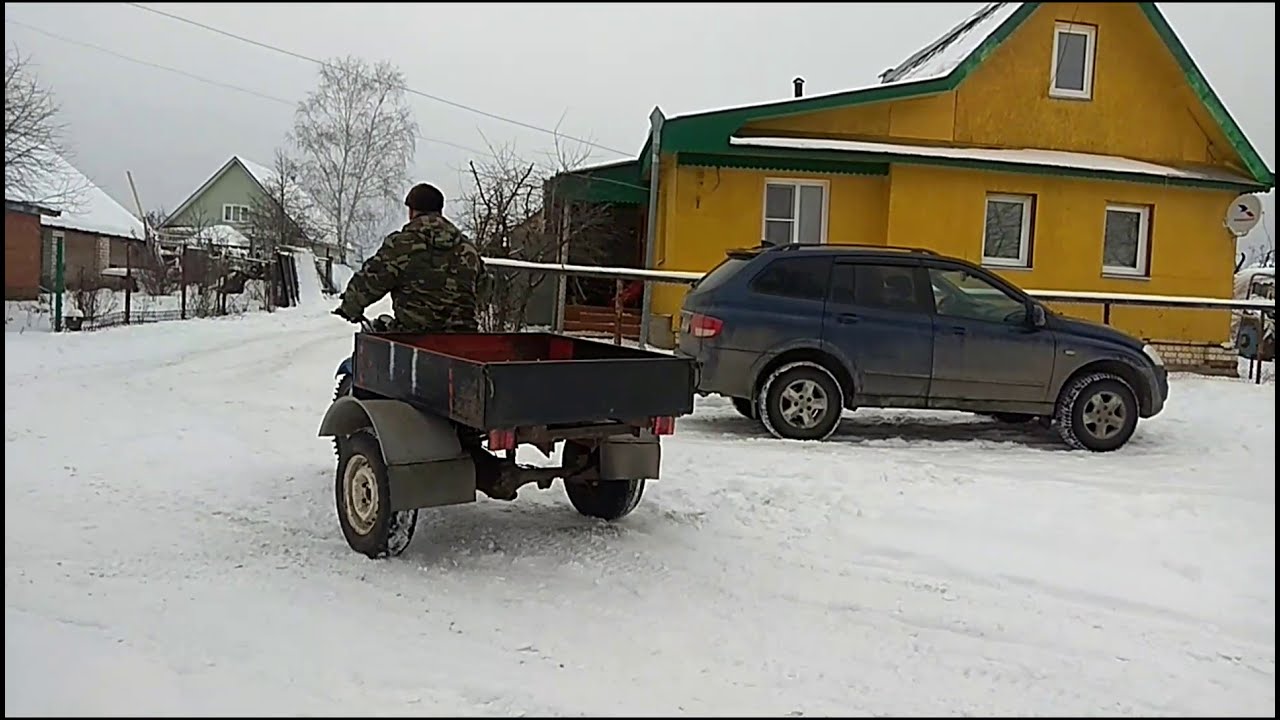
[4, 2, 1275, 254]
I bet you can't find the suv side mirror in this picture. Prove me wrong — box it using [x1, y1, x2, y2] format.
[1028, 303, 1047, 329]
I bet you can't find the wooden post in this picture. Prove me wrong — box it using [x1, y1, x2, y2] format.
[552, 201, 571, 333]
[124, 242, 133, 324]
[1253, 310, 1265, 385]
[53, 233, 65, 332]
[180, 243, 188, 320]
[613, 278, 624, 345]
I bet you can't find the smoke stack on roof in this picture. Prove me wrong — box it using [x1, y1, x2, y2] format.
[792, 77, 805, 98]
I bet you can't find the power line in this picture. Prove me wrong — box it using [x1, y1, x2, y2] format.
[121, 2, 633, 158]
[8, 17, 649, 193]
[4, 18, 491, 159]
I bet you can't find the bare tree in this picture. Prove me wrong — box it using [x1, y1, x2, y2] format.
[4, 46, 83, 207]
[291, 56, 418, 262]
[69, 268, 120, 323]
[134, 206, 181, 296]
[245, 148, 324, 256]
[172, 208, 227, 316]
[456, 135, 617, 332]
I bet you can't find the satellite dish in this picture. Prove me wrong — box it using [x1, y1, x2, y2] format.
[1224, 194, 1263, 237]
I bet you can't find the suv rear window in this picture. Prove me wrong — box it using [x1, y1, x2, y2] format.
[690, 257, 749, 295]
[750, 256, 830, 301]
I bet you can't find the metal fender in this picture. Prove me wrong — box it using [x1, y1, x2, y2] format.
[600, 431, 662, 481]
[335, 356, 353, 379]
[319, 396, 476, 510]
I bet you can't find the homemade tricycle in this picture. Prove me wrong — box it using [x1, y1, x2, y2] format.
[318, 323, 697, 558]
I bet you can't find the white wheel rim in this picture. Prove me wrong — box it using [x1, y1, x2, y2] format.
[780, 379, 828, 429]
[343, 454, 379, 535]
[1082, 390, 1127, 440]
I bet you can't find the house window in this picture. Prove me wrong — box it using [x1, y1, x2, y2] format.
[1050, 22, 1097, 100]
[981, 193, 1034, 268]
[222, 204, 250, 223]
[1102, 204, 1151, 277]
[763, 180, 827, 245]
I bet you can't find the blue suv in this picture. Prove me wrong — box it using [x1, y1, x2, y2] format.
[676, 244, 1169, 451]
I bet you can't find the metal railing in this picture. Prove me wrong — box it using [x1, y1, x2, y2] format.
[483, 257, 1276, 382]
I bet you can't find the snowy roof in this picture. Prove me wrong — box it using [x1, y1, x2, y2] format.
[4, 151, 144, 240]
[879, 2, 1022, 84]
[667, 3, 1023, 121]
[235, 156, 344, 250]
[729, 136, 1259, 186]
[189, 224, 251, 248]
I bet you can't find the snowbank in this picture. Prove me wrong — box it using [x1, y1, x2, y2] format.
[291, 249, 325, 305]
[4, 300, 53, 333]
[5, 283, 270, 333]
[331, 262, 355, 294]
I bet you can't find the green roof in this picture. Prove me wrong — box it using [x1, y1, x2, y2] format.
[549, 159, 648, 205]
[638, 2, 1272, 191]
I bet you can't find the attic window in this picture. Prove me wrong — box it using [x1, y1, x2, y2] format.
[1050, 22, 1096, 100]
[222, 204, 250, 224]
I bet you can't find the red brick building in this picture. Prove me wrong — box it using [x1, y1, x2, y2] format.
[4, 201, 61, 300]
[5, 153, 146, 299]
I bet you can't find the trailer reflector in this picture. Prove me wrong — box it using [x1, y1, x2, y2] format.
[650, 416, 676, 436]
[487, 428, 517, 451]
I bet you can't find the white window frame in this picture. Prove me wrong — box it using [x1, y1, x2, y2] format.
[222, 203, 251, 223]
[1102, 204, 1151, 277]
[1049, 22, 1097, 100]
[761, 178, 830, 245]
[981, 193, 1034, 268]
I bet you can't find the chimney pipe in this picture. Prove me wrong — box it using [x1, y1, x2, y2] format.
[793, 77, 805, 98]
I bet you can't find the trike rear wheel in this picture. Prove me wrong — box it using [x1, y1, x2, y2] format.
[335, 430, 417, 558]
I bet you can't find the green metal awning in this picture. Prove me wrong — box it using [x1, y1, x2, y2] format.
[549, 159, 648, 205]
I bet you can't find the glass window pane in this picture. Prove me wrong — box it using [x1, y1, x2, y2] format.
[1054, 32, 1087, 91]
[765, 219, 793, 246]
[850, 264, 926, 313]
[984, 199, 1025, 260]
[750, 256, 830, 300]
[797, 185, 824, 244]
[765, 184, 795, 219]
[1104, 210, 1140, 268]
[929, 267, 1027, 324]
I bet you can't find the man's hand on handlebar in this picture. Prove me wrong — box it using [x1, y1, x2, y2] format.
[332, 305, 363, 324]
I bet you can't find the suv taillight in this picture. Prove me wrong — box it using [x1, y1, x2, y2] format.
[689, 313, 723, 338]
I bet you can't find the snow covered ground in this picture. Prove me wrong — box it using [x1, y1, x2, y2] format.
[4, 303, 1275, 717]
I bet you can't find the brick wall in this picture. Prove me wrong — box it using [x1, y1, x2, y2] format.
[4, 210, 42, 300]
[1150, 341, 1238, 376]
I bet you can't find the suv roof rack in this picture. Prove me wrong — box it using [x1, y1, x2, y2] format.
[766, 243, 939, 256]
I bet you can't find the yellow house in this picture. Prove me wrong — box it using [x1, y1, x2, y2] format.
[555, 1, 1273, 360]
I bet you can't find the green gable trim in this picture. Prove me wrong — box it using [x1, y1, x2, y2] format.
[654, 2, 1273, 189]
[550, 159, 648, 205]
[1139, 3, 1274, 187]
[678, 152, 888, 177]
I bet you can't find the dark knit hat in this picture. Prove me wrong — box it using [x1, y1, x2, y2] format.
[405, 183, 445, 214]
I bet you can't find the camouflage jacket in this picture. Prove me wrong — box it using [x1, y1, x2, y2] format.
[338, 213, 486, 332]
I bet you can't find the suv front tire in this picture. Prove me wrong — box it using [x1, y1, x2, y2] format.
[1054, 372, 1139, 452]
[757, 362, 843, 441]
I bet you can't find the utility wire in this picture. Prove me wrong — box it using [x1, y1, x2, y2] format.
[8, 17, 648, 192]
[4, 18, 490, 159]
[121, 2, 633, 157]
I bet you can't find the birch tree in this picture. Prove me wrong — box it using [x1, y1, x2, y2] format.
[290, 56, 418, 261]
